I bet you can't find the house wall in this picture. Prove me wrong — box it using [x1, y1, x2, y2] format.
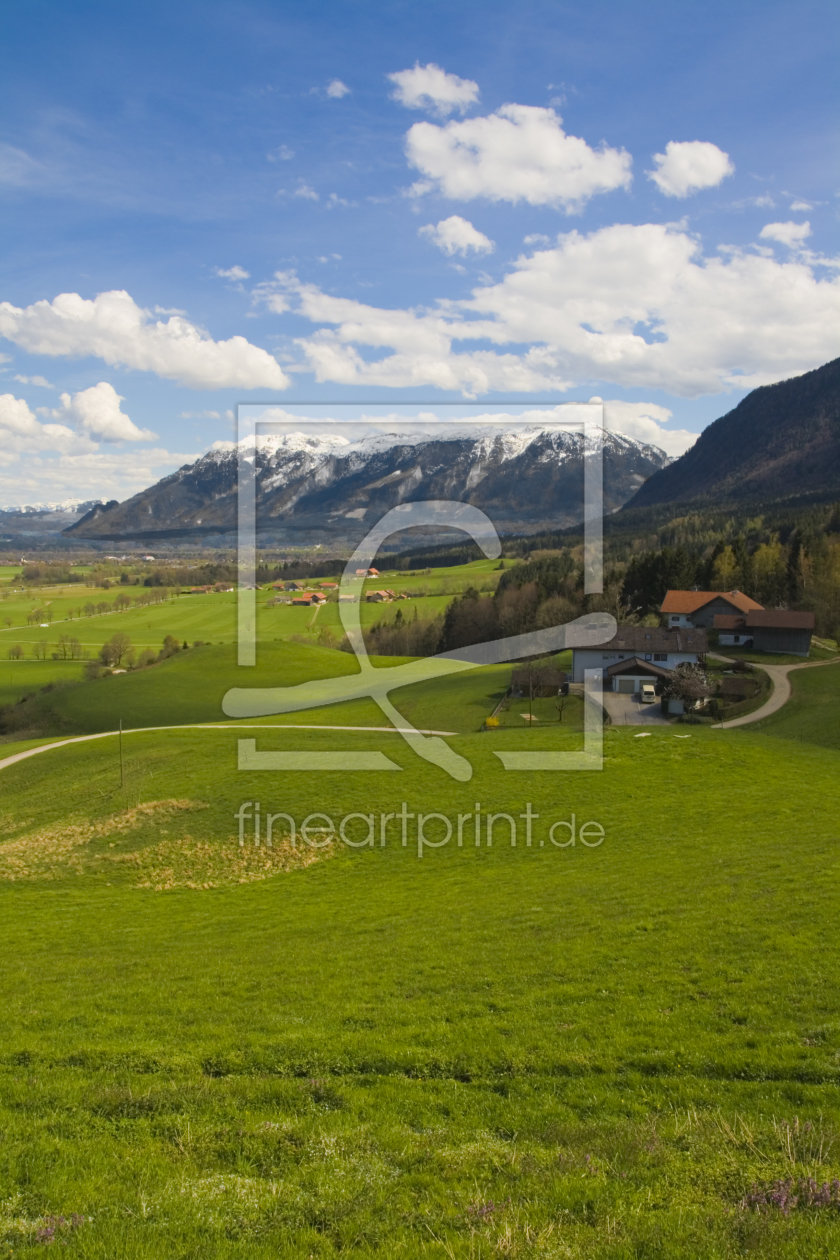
[752, 627, 812, 656]
[571, 650, 700, 684]
[682, 597, 748, 628]
[718, 632, 753, 646]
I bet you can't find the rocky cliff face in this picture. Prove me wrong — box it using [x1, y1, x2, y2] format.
[65, 425, 670, 543]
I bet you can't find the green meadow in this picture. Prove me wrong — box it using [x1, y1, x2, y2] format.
[1, 627, 840, 1256]
[758, 660, 840, 751]
[0, 559, 504, 659]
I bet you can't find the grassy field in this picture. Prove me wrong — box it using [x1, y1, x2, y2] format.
[0, 558, 507, 659]
[714, 643, 837, 665]
[1, 639, 840, 1255]
[757, 660, 840, 751]
[0, 659, 88, 707]
[1, 639, 578, 740]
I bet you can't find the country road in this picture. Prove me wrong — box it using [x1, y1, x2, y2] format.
[712, 654, 840, 729]
[0, 722, 459, 775]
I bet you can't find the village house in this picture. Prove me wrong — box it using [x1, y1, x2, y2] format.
[714, 609, 815, 656]
[355, 567, 379, 577]
[365, 588, 396, 603]
[291, 592, 326, 607]
[660, 589, 763, 628]
[571, 625, 708, 690]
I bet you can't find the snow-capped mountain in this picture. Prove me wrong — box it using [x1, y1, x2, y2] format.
[0, 499, 108, 538]
[65, 426, 669, 543]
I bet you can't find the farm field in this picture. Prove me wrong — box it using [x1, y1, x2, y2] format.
[0, 558, 509, 658]
[0, 719, 839, 1256]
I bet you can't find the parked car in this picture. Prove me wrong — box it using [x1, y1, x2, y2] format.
[640, 682, 657, 704]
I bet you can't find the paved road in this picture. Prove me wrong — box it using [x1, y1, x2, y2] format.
[712, 654, 840, 729]
[599, 690, 671, 726]
[0, 722, 459, 775]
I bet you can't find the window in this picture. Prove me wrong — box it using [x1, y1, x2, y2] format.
[602, 653, 615, 660]
[645, 653, 652, 660]
[653, 653, 667, 662]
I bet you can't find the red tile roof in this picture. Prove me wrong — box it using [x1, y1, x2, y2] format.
[661, 589, 763, 615]
[713, 615, 746, 630]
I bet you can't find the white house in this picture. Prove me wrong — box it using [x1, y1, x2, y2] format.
[571, 625, 708, 690]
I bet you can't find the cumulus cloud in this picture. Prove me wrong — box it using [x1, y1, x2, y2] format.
[790, 199, 813, 211]
[294, 182, 319, 200]
[267, 145, 295, 161]
[57, 382, 156, 442]
[0, 290, 289, 390]
[388, 63, 479, 116]
[269, 221, 840, 398]
[215, 265, 250, 280]
[419, 215, 495, 256]
[404, 105, 632, 211]
[759, 220, 812, 247]
[0, 392, 94, 459]
[326, 79, 350, 99]
[602, 400, 697, 457]
[648, 140, 734, 197]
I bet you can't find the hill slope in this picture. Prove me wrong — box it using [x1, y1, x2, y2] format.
[628, 357, 840, 510]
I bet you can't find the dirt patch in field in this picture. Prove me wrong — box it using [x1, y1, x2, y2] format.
[0, 799, 330, 887]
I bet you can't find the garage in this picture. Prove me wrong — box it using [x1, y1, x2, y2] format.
[617, 678, 636, 693]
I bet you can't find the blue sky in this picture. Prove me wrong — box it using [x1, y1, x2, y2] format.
[1, 0, 838, 505]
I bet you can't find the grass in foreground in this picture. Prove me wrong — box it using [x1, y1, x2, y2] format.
[758, 660, 840, 750]
[0, 721, 839, 1255]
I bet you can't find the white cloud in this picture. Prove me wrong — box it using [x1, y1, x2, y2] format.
[0, 446, 202, 506]
[327, 192, 354, 208]
[404, 104, 632, 211]
[790, 199, 813, 211]
[759, 220, 812, 247]
[648, 140, 734, 197]
[179, 410, 221, 419]
[0, 392, 94, 459]
[58, 382, 156, 441]
[271, 221, 840, 398]
[267, 145, 295, 161]
[326, 79, 350, 99]
[0, 393, 41, 438]
[602, 400, 697, 457]
[215, 265, 250, 280]
[0, 290, 289, 390]
[388, 63, 479, 117]
[13, 373, 55, 388]
[419, 215, 495, 256]
[294, 183, 319, 200]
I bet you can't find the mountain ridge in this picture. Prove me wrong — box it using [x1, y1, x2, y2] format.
[626, 357, 840, 512]
[65, 425, 669, 544]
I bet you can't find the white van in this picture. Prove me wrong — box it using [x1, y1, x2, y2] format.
[640, 682, 657, 704]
